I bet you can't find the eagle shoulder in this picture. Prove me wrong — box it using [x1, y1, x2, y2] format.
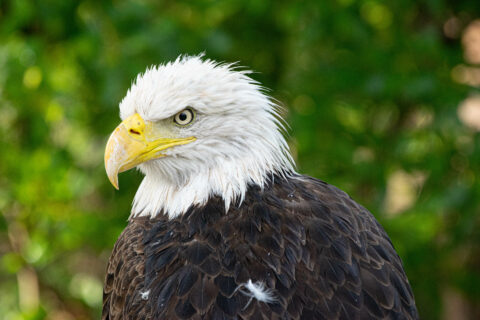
[286, 175, 419, 319]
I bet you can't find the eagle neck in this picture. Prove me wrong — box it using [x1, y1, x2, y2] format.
[129, 158, 293, 220]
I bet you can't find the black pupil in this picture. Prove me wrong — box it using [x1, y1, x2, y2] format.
[179, 112, 188, 121]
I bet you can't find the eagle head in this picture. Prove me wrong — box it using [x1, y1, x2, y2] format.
[105, 55, 293, 218]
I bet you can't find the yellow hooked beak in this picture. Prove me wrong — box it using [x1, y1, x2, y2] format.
[104, 113, 196, 189]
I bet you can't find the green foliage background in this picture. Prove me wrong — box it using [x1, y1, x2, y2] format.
[1, 0, 479, 319]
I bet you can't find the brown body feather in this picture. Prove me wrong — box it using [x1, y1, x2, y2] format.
[102, 175, 418, 319]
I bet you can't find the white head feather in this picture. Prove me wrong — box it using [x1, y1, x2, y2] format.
[118, 55, 295, 219]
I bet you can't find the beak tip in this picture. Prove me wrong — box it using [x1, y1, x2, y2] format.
[105, 161, 120, 190]
[107, 172, 120, 190]
[110, 178, 120, 190]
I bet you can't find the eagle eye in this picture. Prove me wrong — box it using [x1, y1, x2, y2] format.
[173, 108, 195, 126]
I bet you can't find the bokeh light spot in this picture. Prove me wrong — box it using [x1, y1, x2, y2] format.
[23, 66, 42, 89]
[384, 170, 427, 216]
[443, 17, 461, 39]
[458, 95, 480, 131]
[451, 64, 480, 87]
[360, 1, 392, 30]
[45, 102, 64, 123]
[69, 274, 103, 307]
[293, 95, 316, 115]
[462, 19, 480, 65]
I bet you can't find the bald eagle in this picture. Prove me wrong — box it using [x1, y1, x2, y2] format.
[102, 56, 418, 319]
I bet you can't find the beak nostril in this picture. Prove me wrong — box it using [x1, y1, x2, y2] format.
[129, 129, 141, 135]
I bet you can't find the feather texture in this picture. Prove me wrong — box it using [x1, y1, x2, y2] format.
[102, 174, 419, 319]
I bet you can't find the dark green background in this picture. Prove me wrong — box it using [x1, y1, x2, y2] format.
[1, 1, 479, 319]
